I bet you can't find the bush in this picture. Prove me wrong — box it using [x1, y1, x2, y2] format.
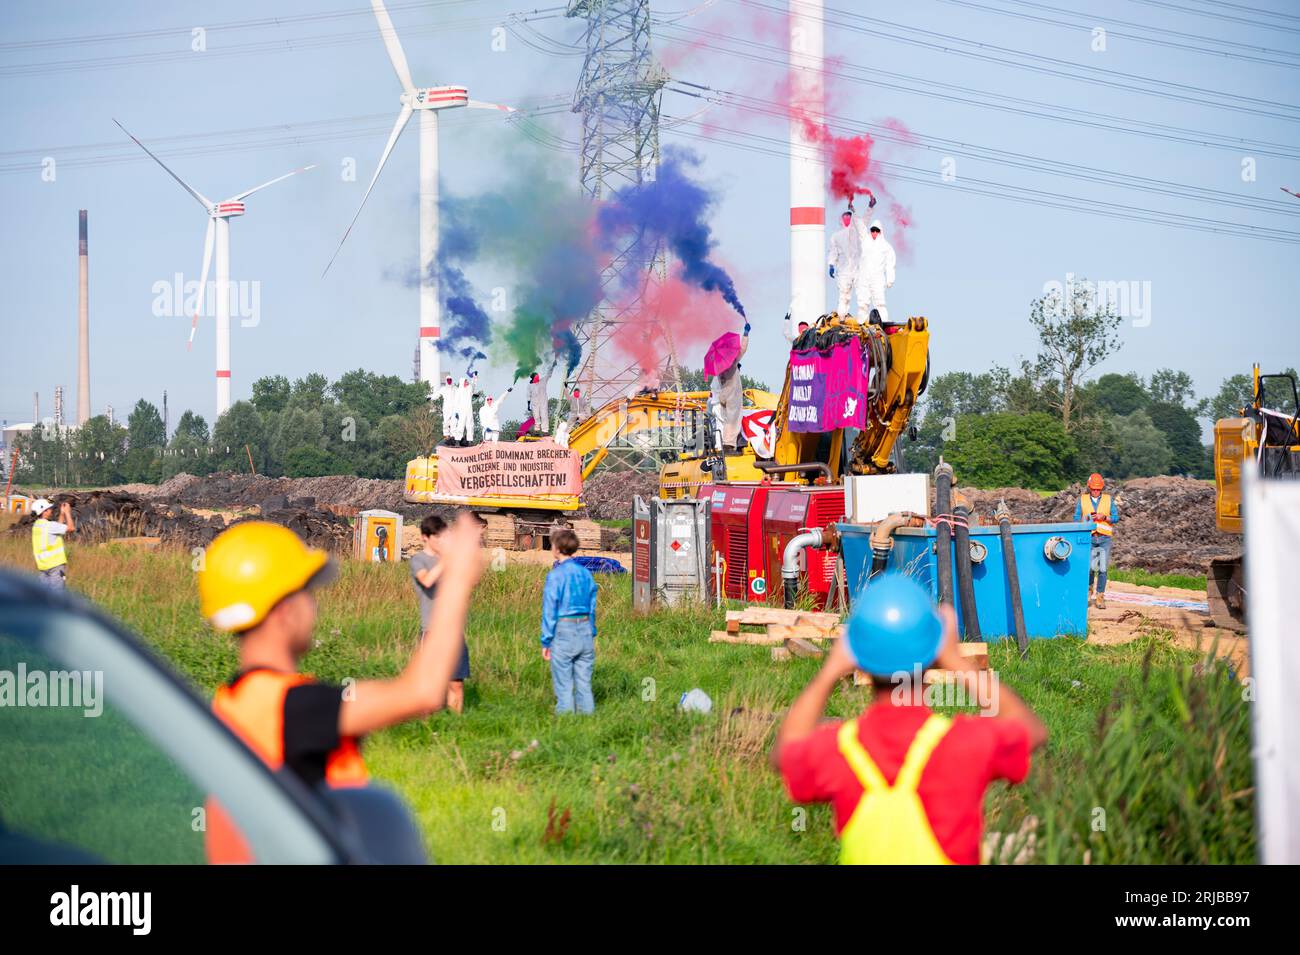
[943, 412, 1075, 489]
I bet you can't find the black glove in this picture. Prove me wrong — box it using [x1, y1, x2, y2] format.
[743, 322, 751, 335]
[828, 265, 836, 278]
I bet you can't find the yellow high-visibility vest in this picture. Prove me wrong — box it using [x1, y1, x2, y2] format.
[32, 519, 67, 571]
[1079, 493, 1114, 537]
[836, 714, 955, 865]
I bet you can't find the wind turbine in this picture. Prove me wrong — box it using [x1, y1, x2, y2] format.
[115, 120, 315, 420]
[323, 0, 514, 391]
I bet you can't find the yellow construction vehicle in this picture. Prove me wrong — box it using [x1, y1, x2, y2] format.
[1209, 364, 1300, 629]
[659, 313, 931, 497]
[402, 388, 776, 547]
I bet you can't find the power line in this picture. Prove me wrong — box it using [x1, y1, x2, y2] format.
[0, 7, 567, 78]
[1126, 0, 1300, 32]
[659, 116, 1300, 243]
[654, 22, 1300, 158]
[0, 1, 536, 51]
[0, 99, 574, 177]
[737, 0, 1300, 121]
[1176, 0, 1300, 22]
[685, 84, 1299, 218]
[930, 0, 1300, 65]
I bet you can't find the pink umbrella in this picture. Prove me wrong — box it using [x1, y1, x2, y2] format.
[704, 332, 743, 378]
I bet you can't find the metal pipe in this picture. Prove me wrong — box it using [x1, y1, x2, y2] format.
[868, 511, 909, 580]
[933, 462, 955, 607]
[753, 461, 834, 482]
[995, 501, 1029, 658]
[781, 528, 824, 609]
[953, 501, 981, 639]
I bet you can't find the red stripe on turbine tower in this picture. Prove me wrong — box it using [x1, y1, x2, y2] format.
[420, 327, 440, 337]
[790, 207, 825, 225]
[216, 370, 231, 378]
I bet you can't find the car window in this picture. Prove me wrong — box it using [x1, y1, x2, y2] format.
[0, 600, 341, 864]
[0, 632, 206, 863]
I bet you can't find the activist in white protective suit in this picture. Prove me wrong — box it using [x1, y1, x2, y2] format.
[449, 375, 476, 445]
[434, 374, 458, 444]
[710, 323, 750, 451]
[827, 209, 861, 316]
[527, 368, 550, 434]
[478, 386, 513, 442]
[854, 218, 897, 323]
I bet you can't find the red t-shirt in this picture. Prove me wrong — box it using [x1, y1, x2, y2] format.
[779, 701, 1032, 864]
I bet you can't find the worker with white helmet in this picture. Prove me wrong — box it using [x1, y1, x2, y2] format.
[198, 515, 485, 862]
[855, 218, 897, 323]
[478, 386, 513, 442]
[827, 209, 861, 316]
[30, 498, 76, 590]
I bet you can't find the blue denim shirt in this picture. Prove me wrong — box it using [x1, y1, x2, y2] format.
[540, 558, 598, 647]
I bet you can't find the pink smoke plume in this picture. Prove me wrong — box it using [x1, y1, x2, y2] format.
[610, 271, 742, 387]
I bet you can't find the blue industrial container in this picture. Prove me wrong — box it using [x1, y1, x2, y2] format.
[836, 521, 1096, 638]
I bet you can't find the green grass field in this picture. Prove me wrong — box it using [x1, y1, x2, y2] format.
[1108, 567, 1209, 591]
[0, 536, 1254, 864]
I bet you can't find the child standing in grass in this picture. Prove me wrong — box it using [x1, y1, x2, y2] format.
[411, 514, 471, 714]
[540, 528, 598, 715]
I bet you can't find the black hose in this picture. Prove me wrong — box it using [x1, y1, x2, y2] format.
[952, 503, 981, 640]
[870, 547, 890, 580]
[783, 576, 799, 610]
[997, 506, 1029, 658]
[933, 463, 955, 608]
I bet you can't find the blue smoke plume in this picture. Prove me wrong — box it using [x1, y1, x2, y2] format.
[596, 147, 745, 317]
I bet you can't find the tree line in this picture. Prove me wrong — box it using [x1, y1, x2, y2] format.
[902, 281, 1296, 489]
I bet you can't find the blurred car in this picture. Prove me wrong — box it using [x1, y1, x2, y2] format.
[0, 568, 426, 864]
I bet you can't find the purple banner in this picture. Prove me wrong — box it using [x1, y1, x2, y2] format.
[787, 337, 869, 433]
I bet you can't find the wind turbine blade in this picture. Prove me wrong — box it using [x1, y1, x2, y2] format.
[322, 105, 413, 277]
[371, 0, 415, 92]
[466, 100, 516, 113]
[189, 219, 216, 352]
[230, 164, 318, 201]
[113, 119, 212, 209]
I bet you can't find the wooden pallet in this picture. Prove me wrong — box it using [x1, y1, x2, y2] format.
[709, 607, 844, 647]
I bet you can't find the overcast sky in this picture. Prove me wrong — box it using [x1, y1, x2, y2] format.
[2, 0, 1297, 433]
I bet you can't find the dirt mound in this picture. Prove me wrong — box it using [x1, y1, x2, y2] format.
[580, 469, 661, 521]
[954, 477, 1233, 575]
[126, 471, 411, 516]
[8, 489, 354, 554]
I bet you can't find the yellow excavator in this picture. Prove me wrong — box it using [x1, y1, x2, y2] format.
[659, 313, 931, 497]
[1209, 364, 1300, 630]
[402, 387, 777, 547]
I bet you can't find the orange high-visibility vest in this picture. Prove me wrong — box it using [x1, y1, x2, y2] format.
[835, 714, 955, 865]
[206, 669, 368, 864]
[1079, 493, 1114, 537]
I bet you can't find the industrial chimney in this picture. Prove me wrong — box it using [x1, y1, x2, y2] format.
[788, 0, 826, 327]
[77, 210, 91, 425]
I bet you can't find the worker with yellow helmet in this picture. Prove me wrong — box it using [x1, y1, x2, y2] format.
[197, 513, 484, 863]
[1074, 472, 1119, 609]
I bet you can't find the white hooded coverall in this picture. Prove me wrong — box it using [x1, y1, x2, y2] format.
[855, 219, 897, 322]
[709, 332, 749, 449]
[827, 222, 861, 315]
[434, 379, 457, 441]
[478, 389, 510, 442]
[527, 372, 550, 434]
[450, 377, 475, 443]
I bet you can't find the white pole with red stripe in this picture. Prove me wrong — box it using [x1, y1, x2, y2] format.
[418, 108, 440, 388]
[789, 0, 826, 328]
[215, 217, 232, 416]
